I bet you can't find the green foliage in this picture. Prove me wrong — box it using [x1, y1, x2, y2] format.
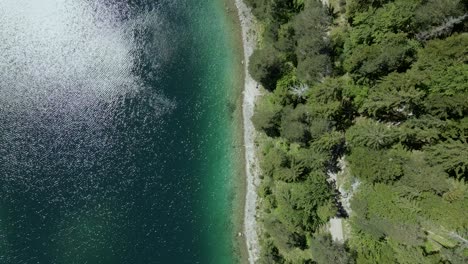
[399, 115, 445, 148]
[419, 192, 468, 230]
[348, 145, 409, 183]
[273, 71, 299, 105]
[349, 231, 397, 264]
[280, 105, 310, 143]
[443, 178, 467, 203]
[390, 242, 434, 264]
[407, 34, 468, 119]
[274, 172, 335, 232]
[345, 117, 399, 149]
[414, 0, 466, 30]
[249, 46, 287, 90]
[439, 246, 468, 264]
[350, 183, 425, 247]
[294, 0, 332, 83]
[306, 77, 355, 124]
[311, 130, 345, 152]
[290, 146, 331, 173]
[444, 117, 468, 143]
[343, 33, 419, 79]
[249, 0, 468, 262]
[252, 94, 283, 136]
[345, 0, 392, 20]
[260, 143, 288, 178]
[259, 239, 285, 264]
[427, 64, 468, 95]
[342, 0, 424, 80]
[425, 140, 468, 179]
[399, 151, 450, 195]
[257, 138, 336, 261]
[412, 34, 468, 73]
[310, 234, 355, 264]
[349, 0, 420, 42]
[245, 0, 304, 23]
[271, 0, 304, 24]
[275, 22, 296, 57]
[244, 0, 270, 21]
[423, 93, 468, 120]
[360, 72, 425, 120]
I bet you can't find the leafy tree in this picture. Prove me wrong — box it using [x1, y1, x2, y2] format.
[442, 117, 468, 143]
[317, 200, 338, 222]
[273, 167, 298, 182]
[414, 0, 466, 31]
[252, 94, 283, 136]
[343, 33, 419, 79]
[346, 0, 392, 20]
[308, 118, 333, 141]
[280, 105, 310, 143]
[267, 70, 300, 106]
[411, 34, 468, 74]
[245, 0, 303, 20]
[399, 151, 450, 195]
[310, 234, 355, 264]
[425, 140, 468, 179]
[259, 239, 285, 264]
[348, 0, 420, 43]
[439, 246, 468, 264]
[399, 115, 445, 149]
[348, 145, 409, 183]
[248, 0, 468, 262]
[360, 72, 426, 120]
[281, 120, 308, 143]
[260, 141, 288, 178]
[249, 45, 287, 90]
[351, 183, 425, 245]
[419, 192, 468, 230]
[264, 218, 307, 253]
[306, 77, 356, 125]
[270, 0, 304, 24]
[423, 93, 468, 119]
[275, 171, 335, 232]
[310, 131, 345, 152]
[390, 242, 434, 264]
[275, 22, 297, 58]
[290, 146, 330, 173]
[442, 178, 467, 203]
[345, 117, 399, 149]
[426, 64, 468, 95]
[294, 0, 332, 83]
[352, 234, 397, 264]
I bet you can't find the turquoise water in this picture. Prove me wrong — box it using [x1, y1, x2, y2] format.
[0, 0, 239, 263]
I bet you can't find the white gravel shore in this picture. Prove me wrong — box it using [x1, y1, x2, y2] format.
[233, 0, 260, 263]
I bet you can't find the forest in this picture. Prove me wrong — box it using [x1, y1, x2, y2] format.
[244, 0, 468, 263]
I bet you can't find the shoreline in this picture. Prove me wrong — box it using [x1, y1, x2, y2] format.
[222, 0, 260, 262]
[222, 0, 249, 262]
[232, 1, 261, 263]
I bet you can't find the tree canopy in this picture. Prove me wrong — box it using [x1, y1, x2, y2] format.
[246, 0, 468, 262]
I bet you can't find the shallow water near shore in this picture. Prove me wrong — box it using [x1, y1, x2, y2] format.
[0, 0, 239, 263]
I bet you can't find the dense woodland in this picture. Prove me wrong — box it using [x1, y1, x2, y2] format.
[244, 0, 468, 263]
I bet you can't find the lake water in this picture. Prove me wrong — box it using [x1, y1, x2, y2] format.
[0, 0, 239, 263]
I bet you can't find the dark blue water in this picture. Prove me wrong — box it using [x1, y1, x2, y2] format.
[0, 0, 238, 263]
